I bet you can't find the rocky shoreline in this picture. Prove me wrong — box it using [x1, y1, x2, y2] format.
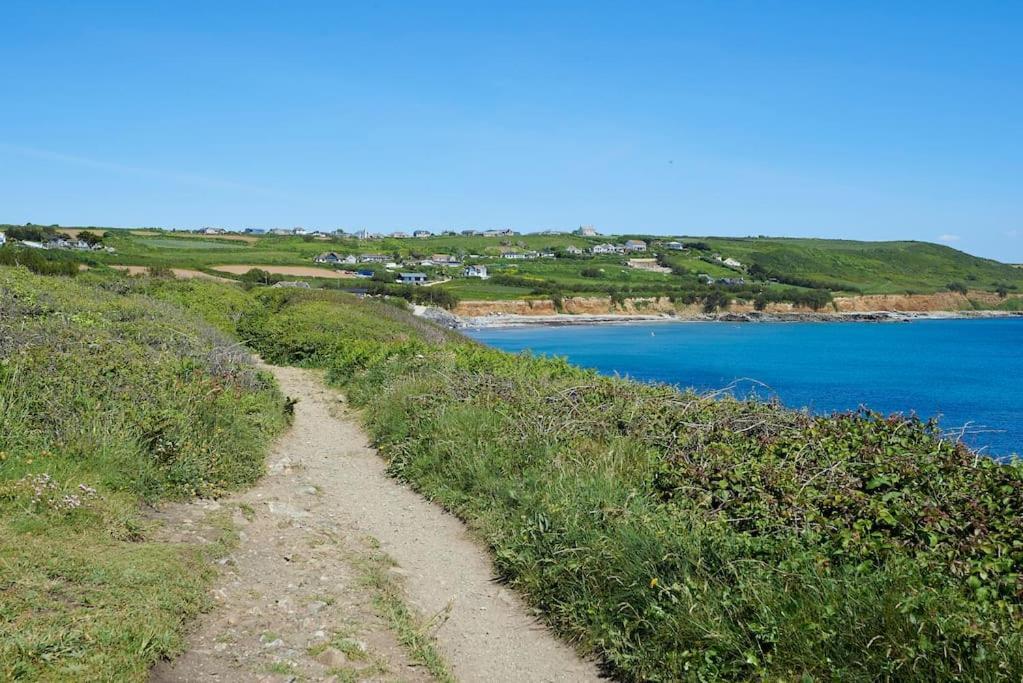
[413, 305, 1023, 329]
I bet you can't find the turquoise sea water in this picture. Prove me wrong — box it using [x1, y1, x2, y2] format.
[467, 318, 1023, 457]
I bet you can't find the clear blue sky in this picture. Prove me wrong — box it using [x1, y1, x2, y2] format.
[2, 1, 1020, 260]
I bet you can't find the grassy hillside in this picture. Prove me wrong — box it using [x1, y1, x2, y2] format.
[228, 285, 1023, 681]
[8, 225, 1021, 304]
[695, 237, 1023, 294]
[0, 267, 287, 680]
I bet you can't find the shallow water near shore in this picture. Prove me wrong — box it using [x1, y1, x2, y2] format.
[467, 317, 1023, 457]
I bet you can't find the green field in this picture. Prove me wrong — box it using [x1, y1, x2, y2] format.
[7, 225, 1023, 306]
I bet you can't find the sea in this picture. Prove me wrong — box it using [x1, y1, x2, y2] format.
[466, 318, 1023, 458]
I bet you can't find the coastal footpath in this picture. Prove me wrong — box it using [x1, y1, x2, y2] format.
[6, 268, 1023, 681]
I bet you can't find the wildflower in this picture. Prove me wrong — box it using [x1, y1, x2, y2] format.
[650, 578, 659, 588]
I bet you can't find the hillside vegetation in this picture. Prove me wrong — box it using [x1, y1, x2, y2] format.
[5, 264, 1023, 680]
[0, 268, 287, 680]
[9, 226, 1022, 307]
[227, 285, 1023, 681]
[698, 237, 1023, 294]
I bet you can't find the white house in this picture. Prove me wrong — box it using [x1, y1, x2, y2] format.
[463, 264, 488, 278]
[589, 243, 620, 255]
[390, 231, 410, 238]
[723, 257, 743, 269]
[0, 232, 6, 246]
[413, 230, 432, 238]
[624, 239, 647, 252]
[563, 245, 582, 255]
[665, 241, 684, 251]
[359, 254, 388, 263]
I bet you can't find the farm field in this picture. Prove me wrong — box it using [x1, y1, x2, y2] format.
[7, 225, 1023, 307]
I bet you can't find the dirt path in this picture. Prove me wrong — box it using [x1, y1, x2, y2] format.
[151, 365, 600, 683]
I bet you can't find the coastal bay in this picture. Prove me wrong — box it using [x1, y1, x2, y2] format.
[469, 317, 1023, 457]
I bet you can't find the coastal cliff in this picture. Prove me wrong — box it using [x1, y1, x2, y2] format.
[448, 289, 1022, 326]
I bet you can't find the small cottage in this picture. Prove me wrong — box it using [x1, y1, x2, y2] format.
[399, 272, 427, 285]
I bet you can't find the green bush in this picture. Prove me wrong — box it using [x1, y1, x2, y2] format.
[0, 246, 79, 276]
[0, 268, 287, 679]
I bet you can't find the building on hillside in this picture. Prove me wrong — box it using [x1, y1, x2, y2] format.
[314, 251, 345, 264]
[624, 239, 647, 252]
[0, 232, 6, 246]
[398, 272, 427, 285]
[461, 229, 481, 236]
[575, 225, 599, 236]
[430, 254, 460, 265]
[413, 230, 432, 238]
[563, 245, 582, 255]
[201, 227, 226, 235]
[723, 257, 743, 269]
[390, 231, 410, 238]
[463, 264, 488, 278]
[358, 254, 388, 263]
[355, 269, 375, 278]
[665, 241, 684, 250]
[589, 243, 619, 255]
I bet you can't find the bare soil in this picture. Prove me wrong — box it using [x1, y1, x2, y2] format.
[150, 365, 600, 683]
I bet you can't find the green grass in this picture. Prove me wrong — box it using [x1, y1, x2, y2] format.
[135, 237, 240, 250]
[26, 226, 1022, 302]
[0, 267, 288, 680]
[352, 539, 454, 682]
[227, 285, 1023, 681]
[694, 236, 1023, 294]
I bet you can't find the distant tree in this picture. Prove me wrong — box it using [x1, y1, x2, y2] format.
[946, 282, 968, 294]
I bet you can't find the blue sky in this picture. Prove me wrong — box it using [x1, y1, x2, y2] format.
[2, 1, 1020, 260]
